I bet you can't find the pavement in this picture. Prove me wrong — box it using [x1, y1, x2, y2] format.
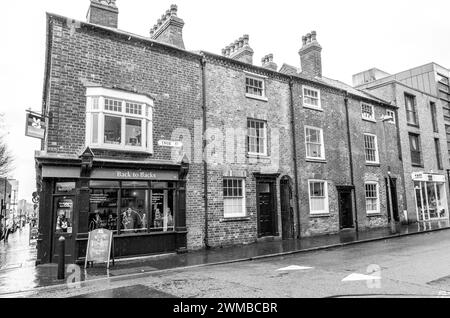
[0, 220, 450, 297]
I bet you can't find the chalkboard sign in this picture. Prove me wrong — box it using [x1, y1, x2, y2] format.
[85, 229, 114, 269]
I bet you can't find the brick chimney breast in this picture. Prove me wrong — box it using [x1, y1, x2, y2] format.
[87, 0, 119, 28]
[299, 30, 322, 78]
[222, 34, 254, 65]
[261, 54, 278, 71]
[150, 4, 185, 49]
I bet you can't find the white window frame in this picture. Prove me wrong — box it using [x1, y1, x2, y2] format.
[85, 87, 154, 153]
[303, 86, 322, 110]
[365, 182, 380, 215]
[386, 110, 396, 124]
[247, 119, 268, 156]
[245, 72, 268, 101]
[364, 133, 379, 164]
[223, 178, 246, 218]
[305, 126, 325, 160]
[361, 102, 375, 122]
[308, 180, 329, 215]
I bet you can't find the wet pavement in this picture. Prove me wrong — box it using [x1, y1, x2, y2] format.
[0, 220, 449, 297]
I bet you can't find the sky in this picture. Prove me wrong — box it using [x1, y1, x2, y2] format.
[1, 0, 450, 202]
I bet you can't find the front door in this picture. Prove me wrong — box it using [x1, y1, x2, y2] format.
[386, 178, 399, 222]
[257, 182, 276, 237]
[280, 177, 294, 240]
[51, 196, 75, 263]
[338, 189, 353, 229]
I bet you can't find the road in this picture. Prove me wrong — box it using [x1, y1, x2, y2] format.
[9, 229, 450, 298]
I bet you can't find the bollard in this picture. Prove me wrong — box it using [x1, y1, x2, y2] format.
[57, 236, 65, 280]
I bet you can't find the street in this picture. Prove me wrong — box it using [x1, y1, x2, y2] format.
[2, 229, 450, 298]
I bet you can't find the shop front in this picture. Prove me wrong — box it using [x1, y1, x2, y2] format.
[413, 172, 449, 222]
[36, 153, 189, 265]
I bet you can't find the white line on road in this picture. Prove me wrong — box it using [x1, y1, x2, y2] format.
[342, 273, 382, 282]
[276, 265, 314, 271]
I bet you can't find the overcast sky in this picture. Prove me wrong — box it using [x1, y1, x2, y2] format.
[1, 0, 450, 202]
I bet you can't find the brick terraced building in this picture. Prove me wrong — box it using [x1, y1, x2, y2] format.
[35, 0, 406, 264]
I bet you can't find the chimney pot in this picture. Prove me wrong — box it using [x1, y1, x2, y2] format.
[302, 36, 307, 46]
[150, 4, 185, 49]
[311, 31, 317, 41]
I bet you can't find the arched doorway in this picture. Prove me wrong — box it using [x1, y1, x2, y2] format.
[280, 176, 294, 240]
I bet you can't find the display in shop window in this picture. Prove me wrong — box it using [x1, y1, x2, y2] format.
[55, 197, 73, 234]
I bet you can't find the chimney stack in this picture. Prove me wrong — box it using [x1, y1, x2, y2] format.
[299, 30, 322, 78]
[222, 35, 254, 64]
[87, 0, 119, 28]
[261, 54, 277, 71]
[149, 4, 185, 49]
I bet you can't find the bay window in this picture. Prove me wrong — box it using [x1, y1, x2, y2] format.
[86, 87, 154, 153]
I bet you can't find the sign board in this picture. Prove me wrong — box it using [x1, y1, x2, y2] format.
[158, 140, 183, 148]
[90, 168, 179, 181]
[25, 112, 46, 140]
[85, 229, 114, 269]
[411, 172, 446, 183]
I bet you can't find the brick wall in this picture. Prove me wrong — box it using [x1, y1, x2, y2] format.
[203, 56, 296, 247]
[44, 16, 205, 249]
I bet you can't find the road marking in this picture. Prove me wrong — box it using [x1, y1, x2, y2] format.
[276, 265, 314, 271]
[342, 273, 381, 282]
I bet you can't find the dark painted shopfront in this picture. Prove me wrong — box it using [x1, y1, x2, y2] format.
[35, 150, 189, 264]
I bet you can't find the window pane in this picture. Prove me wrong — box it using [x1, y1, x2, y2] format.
[92, 113, 99, 144]
[125, 118, 142, 147]
[89, 188, 119, 232]
[121, 189, 149, 233]
[105, 99, 122, 112]
[151, 189, 175, 232]
[55, 197, 74, 234]
[104, 116, 122, 145]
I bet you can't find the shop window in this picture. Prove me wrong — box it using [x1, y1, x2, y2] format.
[55, 197, 74, 234]
[89, 188, 119, 232]
[308, 180, 329, 214]
[223, 178, 246, 218]
[365, 183, 380, 215]
[120, 189, 149, 234]
[151, 189, 175, 232]
[414, 181, 448, 221]
[86, 87, 153, 153]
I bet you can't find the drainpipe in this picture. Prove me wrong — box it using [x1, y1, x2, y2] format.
[344, 92, 359, 232]
[200, 55, 210, 249]
[289, 78, 302, 239]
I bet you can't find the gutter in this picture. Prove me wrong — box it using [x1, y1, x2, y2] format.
[200, 55, 210, 249]
[344, 92, 359, 232]
[289, 78, 302, 239]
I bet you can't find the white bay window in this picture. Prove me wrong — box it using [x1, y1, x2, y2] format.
[86, 87, 153, 153]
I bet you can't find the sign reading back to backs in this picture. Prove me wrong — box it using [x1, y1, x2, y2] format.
[85, 229, 114, 269]
[25, 112, 46, 140]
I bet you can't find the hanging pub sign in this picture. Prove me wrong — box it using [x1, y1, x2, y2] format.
[25, 111, 46, 140]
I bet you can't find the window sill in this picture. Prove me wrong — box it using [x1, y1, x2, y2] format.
[309, 213, 331, 218]
[306, 158, 327, 164]
[245, 94, 268, 102]
[412, 164, 424, 168]
[367, 213, 383, 217]
[247, 154, 270, 159]
[407, 123, 420, 129]
[220, 217, 251, 223]
[362, 117, 377, 123]
[89, 144, 153, 154]
[366, 162, 381, 167]
[303, 105, 323, 112]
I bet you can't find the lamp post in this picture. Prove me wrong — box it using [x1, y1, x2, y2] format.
[381, 115, 397, 234]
